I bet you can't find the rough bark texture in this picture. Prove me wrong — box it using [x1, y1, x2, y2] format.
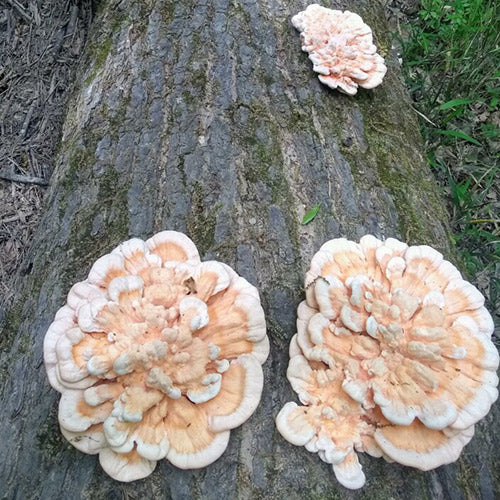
[0, 0, 498, 498]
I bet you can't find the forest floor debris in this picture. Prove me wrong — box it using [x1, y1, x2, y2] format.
[0, 0, 92, 305]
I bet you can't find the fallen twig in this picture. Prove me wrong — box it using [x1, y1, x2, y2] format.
[412, 106, 437, 127]
[5, 0, 32, 24]
[66, 5, 79, 39]
[0, 214, 21, 224]
[19, 99, 37, 139]
[0, 170, 48, 186]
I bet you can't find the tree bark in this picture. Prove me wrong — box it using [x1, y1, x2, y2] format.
[1, 0, 498, 498]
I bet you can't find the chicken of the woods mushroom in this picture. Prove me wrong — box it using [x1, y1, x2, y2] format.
[44, 231, 269, 481]
[276, 236, 498, 489]
[292, 4, 387, 95]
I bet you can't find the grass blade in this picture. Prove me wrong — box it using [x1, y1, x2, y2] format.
[439, 98, 476, 110]
[436, 129, 482, 146]
[302, 204, 321, 225]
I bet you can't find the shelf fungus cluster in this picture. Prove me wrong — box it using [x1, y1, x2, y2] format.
[276, 236, 498, 489]
[292, 4, 387, 95]
[44, 231, 269, 481]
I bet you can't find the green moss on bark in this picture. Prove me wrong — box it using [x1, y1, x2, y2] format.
[64, 166, 130, 272]
[457, 461, 480, 499]
[36, 404, 68, 456]
[84, 37, 113, 87]
[0, 301, 23, 355]
[186, 182, 221, 256]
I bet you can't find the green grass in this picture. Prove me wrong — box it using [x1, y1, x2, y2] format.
[399, 0, 500, 316]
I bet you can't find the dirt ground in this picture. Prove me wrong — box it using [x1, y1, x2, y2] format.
[0, 0, 92, 307]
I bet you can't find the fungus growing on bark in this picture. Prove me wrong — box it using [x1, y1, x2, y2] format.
[44, 231, 269, 481]
[292, 4, 387, 95]
[276, 236, 498, 489]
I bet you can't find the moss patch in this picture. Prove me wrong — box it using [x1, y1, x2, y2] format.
[36, 403, 68, 457]
[242, 101, 300, 250]
[83, 36, 113, 87]
[160, 0, 175, 24]
[0, 300, 23, 356]
[457, 460, 481, 499]
[58, 146, 96, 218]
[186, 182, 221, 256]
[64, 167, 130, 271]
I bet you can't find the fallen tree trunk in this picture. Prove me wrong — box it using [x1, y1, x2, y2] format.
[1, 0, 498, 498]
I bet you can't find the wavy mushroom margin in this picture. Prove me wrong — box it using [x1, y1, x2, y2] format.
[276, 235, 498, 489]
[292, 4, 387, 95]
[44, 231, 269, 481]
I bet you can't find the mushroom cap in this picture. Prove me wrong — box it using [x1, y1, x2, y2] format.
[292, 4, 387, 95]
[44, 231, 269, 481]
[276, 235, 498, 489]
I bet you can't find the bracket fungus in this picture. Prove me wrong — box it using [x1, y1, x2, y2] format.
[44, 231, 269, 481]
[276, 236, 498, 489]
[292, 4, 387, 95]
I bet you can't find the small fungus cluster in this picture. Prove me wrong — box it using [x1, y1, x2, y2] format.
[44, 231, 269, 481]
[292, 4, 387, 95]
[276, 236, 498, 489]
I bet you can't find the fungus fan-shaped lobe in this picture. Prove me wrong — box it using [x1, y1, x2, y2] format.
[374, 421, 475, 470]
[292, 4, 387, 95]
[277, 235, 498, 490]
[145, 231, 200, 264]
[164, 398, 223, 460]
[99, 448, 156, 483]
[43, 231, 268, 482]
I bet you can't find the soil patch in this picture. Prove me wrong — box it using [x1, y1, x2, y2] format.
[0, 0, 93, 306]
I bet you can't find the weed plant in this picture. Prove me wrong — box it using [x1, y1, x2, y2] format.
[399, 0, 500, 319]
